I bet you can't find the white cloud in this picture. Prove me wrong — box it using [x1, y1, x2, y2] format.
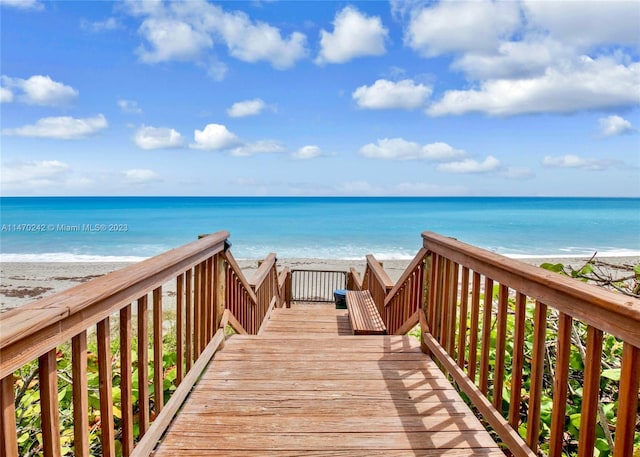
[598, 115, 634, 138]
[397, 1, 640, 117]
[134, 125, 183, 149]
[334, 179, 467, 196]
[0, 0, 43, 10]
[451, 38, 572, 80]
[291, 145, 322, 160]
[2, 75, 78, 106]
[405, 0, 520, 57]
[428, 57, 640, 116]
[436, 156, 501, 174]
[2, 114, 108, 139]
[542, 155, 608, 171]
[0, 160, 69, 185]
[230, 140, 285, 157]
[190, 123, 241, 150]
[81, 17, 120, 32]
[227, 98, 266, 117]
[129, 2, 308, 70]
[122, 169, 160, 183]
[337, 180, 377, 195]
[0, 87, 13, 103]
[499, 167, 535, 179]
[137, 18, 213, 63]
[352, 79, 432, 110]
[207, 57, 228, 81]
[523, 1, 640, 49]
[393, 182, 467, 196]
[118, 99, 143, 114]
[217, 10, 308, 69]
[316, 6, 388, 64]
[359, 138, 466, 161]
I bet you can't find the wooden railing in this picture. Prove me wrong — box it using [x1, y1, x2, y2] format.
[413, 231, 640, 457]
[383, 248, 429, 335]
[347, 267, 363, 291]
[361, 255, 394, 318]
[0, 231, 283, 457]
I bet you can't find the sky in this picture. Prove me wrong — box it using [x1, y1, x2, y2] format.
[1, 0, 639, 197]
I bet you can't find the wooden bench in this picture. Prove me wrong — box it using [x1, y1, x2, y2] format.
[346, 290, 387, 335]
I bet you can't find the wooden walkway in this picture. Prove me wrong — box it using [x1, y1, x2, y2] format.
[153, 304, 503, 456]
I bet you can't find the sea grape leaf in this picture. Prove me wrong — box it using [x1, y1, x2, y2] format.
[541, 263, 566, 274]
[601, 368, 621, 381]
[570, 351, 584, 370]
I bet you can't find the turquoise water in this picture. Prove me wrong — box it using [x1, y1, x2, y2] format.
[0, 197, 638, 261]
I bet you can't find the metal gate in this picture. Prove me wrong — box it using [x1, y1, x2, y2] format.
[290, 270, 347, 302]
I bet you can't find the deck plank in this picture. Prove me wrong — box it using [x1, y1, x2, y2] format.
[152, 304, 501, 456]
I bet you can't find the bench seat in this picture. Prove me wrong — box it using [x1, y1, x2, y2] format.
[346, 290, 387, 335]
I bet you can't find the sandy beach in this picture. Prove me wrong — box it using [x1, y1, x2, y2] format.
[1, 255, 638, 313]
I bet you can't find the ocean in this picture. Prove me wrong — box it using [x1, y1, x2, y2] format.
[0, 197, 639, 262]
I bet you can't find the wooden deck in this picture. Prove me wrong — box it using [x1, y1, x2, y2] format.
[152, 304, 502, 456]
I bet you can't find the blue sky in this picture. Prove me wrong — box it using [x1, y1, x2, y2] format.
[1, 0, 639, 196]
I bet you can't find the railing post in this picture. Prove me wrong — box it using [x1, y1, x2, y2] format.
[39, 349, 61, 457]
[215, 254, 227, 330]
[0, 375, 18, 457]
[420, 253, 432, 354]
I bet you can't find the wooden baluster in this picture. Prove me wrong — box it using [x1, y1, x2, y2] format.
[1, 375, 18, 457]
[120, 305, 134, 456]
[426, 254, 437, 336]
[421, 254, 432, 354]
[176, 273, 184, 384]
[447, 262, 459, 356]
[613, 342, 640, 457]
[493, 284, 509, 412]
[479, 277, 494, 396]
[97, 318, 115, 457]
[137, 295, 149, 437]
[431, 254, 442, 340]
[186, 270, 193, 370]
[508, 292, 527, 430]
[468, 271, 481, 383]
[457, 267, 470, 368]
[527, 301, 548, 452]
[215, 255, 227, 330]
[153, 287, 163, 415]
[71, 332, 89, 457]
[194, 263, 201, 355]
[440, 258, 451, 349]
[200, 261, 208, 348]
[577, 326, 603, 457]
[549, 312, 572, 457]
[203, 258, 211, 343]
[39, 349, 61, 457]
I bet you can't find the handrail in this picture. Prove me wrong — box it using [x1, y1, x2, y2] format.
[223, 250, 258, 304]
[380, 248, 428, 334]
[362, 255, 394, 317]
[418, 231, 640, 457]
[250, 253, 277, 290]
[365, 254, 394, 290]
[422, 231, 640, 347]
[347, 267, 363, 291]
[0, 231, 229, 354]
[0, 231, 229, 378]
[219, 309, 248, 335]
[384, 248, 429, 307]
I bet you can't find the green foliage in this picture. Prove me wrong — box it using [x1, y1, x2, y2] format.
[14, 324, 180, 457]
